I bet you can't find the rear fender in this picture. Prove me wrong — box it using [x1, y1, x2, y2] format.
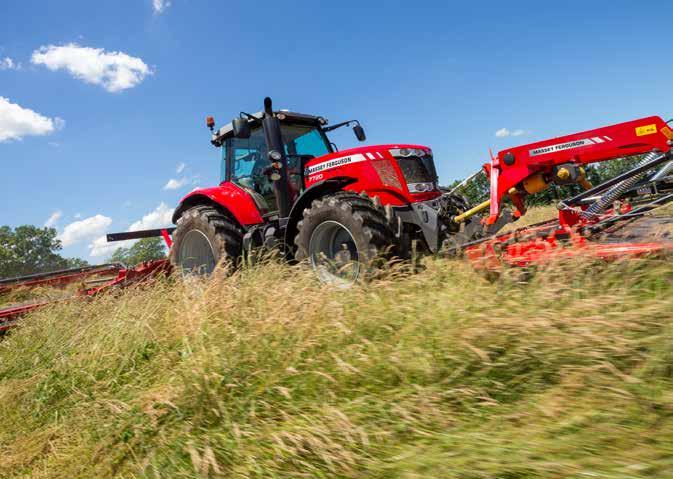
[172, 183, 264, 227]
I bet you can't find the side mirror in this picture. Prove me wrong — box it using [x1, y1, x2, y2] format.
[232, 118, 251, 139]
[353, 124, 366, 142]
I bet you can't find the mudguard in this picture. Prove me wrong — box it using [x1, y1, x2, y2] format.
[172, 182, 264, 227]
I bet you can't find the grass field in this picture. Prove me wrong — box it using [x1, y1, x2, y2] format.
[1, 255, 673, 478]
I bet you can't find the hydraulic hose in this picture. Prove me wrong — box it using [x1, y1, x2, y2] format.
[582, 151, 662, 219]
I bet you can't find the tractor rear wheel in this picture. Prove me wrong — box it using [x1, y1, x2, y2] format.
[169, 206, 243, 276]
[294, 192, 397, 284]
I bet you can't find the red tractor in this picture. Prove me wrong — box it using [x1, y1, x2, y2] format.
[106, 98, 673, 283]
[167, 97, 472, 282]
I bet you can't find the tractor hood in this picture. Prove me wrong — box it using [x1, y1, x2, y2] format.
[303, 143, 432, 176]
[303, 143, 441, 204]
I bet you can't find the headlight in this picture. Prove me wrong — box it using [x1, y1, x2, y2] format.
[269, 150, 282, 161]
[407, 182, 435, 193]
[391, 148, 428, 157]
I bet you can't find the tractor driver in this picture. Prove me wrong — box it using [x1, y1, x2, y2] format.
[231, 136, 277, 212]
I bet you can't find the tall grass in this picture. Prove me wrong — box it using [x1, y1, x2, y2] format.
[1, 257, 672, 478]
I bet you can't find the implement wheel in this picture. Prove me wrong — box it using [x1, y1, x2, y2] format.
[294, 192, 397, 284]
[169, 206, 242, 276]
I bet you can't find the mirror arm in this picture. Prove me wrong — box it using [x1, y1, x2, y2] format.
[323, 119, 360, 132]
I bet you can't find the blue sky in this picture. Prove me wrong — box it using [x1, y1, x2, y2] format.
[1, 0, 671, 261]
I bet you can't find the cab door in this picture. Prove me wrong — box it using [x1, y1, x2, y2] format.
[224, 127, 277, 216]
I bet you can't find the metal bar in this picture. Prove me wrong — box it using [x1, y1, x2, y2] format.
[0, 264, 124, 295]
[160, 229, 173, 248]
[649, 161, 673, 182]
[453, 199, 491, 223]
[446, 168, 484, 196]
[0, 301, 52, 321]
[588, 192, 673, 233]
[443, 216, 563, 256]
[565, 151, 671, 206]
[0, 263, 122, 286]
[107, 228, 176, 242]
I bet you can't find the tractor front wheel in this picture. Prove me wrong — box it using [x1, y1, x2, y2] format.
[169, 206, 243, 276]
[294, 192, 397, 284]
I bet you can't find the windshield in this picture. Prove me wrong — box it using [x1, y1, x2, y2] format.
[280, 124, 331, 159]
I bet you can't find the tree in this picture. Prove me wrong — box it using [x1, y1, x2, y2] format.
[109, 237, 166, 267]
[446, 172, 490, 205]
[0, 225, 89, 278]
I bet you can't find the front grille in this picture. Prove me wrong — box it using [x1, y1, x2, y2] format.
[395, 155, 438, 184]
[371, 160, 403, 189]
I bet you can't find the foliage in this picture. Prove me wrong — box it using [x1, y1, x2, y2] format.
[109, 237, 167, 266]
[446, 171, 490, 205]
[0, 225, 88, 279]
[1, 258, 673, 477]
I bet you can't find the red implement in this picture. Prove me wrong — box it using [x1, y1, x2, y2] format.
[485, 117, 673, 224]
[0, 260, 171, 332]
[0, 264, 123, 295]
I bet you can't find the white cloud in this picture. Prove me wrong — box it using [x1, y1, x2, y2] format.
[89, 235, 122, 258]
[163, 177, 188, 190]
[0, 57, 19, 70]
[176, 162, 186, 174]
[129, 202, 174, 231]
[58, 214, 112, 247]
[31, 43, 153, 93]
[495, 128, 528, 138]
[89, 203, 174, 257]
[44, 210, 63, 228]
[153, 0, 172, 14]
[0, 97, 61, 142]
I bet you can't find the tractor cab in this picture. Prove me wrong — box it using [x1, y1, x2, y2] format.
[210, 110, 343, 217]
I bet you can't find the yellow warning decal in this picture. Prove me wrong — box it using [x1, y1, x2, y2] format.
[636, 124, 657, 136]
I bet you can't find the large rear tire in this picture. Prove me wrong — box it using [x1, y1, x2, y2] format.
[169, 206, 243, 276]
[294, 192, 397, 284]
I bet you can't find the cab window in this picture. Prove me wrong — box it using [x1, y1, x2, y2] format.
[281, 125, 331, 196]
[281, 125, 331, 159]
